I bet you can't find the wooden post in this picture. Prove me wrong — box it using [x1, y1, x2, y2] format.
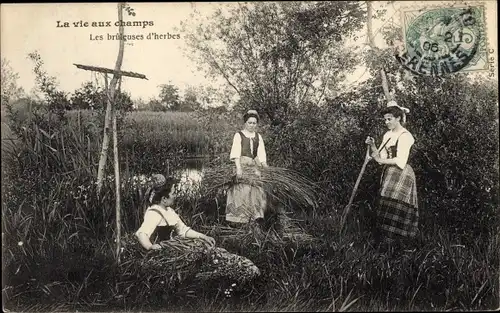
[97, 74, 112, 194]
[97, 2, 126, 198]
[112, 80, 122, 264]
[112, 2, 125, 265]
[367, 1, 392, 102]
[72, 3, 148, 266]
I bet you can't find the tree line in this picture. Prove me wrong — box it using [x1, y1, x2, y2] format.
[1, 57, 209, 113]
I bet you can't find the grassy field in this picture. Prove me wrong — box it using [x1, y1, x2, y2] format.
[2, 108, 499, 312]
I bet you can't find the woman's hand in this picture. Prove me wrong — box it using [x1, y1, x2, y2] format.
[236, 167, 243, 179]
[365, 136, 375, 146]
[150, 244, 162, 250]
[200, 235, 216, 247]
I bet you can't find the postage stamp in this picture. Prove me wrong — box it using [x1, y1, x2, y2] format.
[396, 4, 489, 76]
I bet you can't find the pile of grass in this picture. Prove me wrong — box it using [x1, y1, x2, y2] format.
[117, 233, 262, 306]
[201, 217, 315, 250]
[202, 165, 320, 213]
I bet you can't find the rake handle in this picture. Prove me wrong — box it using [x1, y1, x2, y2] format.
[340, 144, 371, 232]
[347, 145, 371, 207]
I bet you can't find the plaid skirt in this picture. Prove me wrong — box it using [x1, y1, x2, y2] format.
[376, 164, 419, 239]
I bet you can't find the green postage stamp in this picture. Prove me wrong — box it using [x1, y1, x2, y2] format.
[397, 4, 489, 76]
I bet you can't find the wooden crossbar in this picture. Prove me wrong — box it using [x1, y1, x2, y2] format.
[73, 63, 148, 80]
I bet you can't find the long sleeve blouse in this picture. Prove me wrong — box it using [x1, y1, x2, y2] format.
[229, 130, 267, 163]
[378, 128, 415, 169]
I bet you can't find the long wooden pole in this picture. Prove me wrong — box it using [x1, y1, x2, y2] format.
[340, 145, 371, 235]
[112, 86, 121, 264]
[112, 2, 126, 265]
[367, 1, 392, 102]
[96, 83, 112, 194]
[96, 3, 126, 196]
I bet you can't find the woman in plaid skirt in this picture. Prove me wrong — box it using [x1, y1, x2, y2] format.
[365, 101, 419, 246]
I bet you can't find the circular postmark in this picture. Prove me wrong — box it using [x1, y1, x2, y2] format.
[396, 6, 484, 76]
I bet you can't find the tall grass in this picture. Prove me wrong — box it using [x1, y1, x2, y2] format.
[2, 107, 499, 312]
[64, 109, 233, 174]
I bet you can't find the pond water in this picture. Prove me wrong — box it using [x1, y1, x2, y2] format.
[175, 167, 204, 194]
[127, 156, 226, 195]
[157, 157, 207, 194]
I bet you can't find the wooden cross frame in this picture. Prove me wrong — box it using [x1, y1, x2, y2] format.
[74, 63, 147, 265]
[73, 63, 148, 80]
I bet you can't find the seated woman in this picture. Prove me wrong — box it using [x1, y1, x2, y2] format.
[136, 175, 215, 250]
[131, 174, 260, 284]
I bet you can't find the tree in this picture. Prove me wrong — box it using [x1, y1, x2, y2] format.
[27, 52, 72, 115]
[366, 1, 391, 101]
[179, 85, 201, 112]
[132, 97, 147, 110]
[1, 58, 24, 106]
[147, 98, 166, 112]
[182, 2, 366, 126]
[71, 82, 105, 110]
[70, 81, 134, 112]
[158, 83, 180, 110]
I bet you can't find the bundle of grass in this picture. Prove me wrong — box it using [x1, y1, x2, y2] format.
[202, 165, 320, 213]
[276, 214, 315, 243]
[201, 214, 315, 251]
[117, 234, 260, 302]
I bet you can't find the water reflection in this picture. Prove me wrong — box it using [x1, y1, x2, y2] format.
[128, 157, 208, 196]
[175, 157, 205, 194]
[176, 167, 204, 195]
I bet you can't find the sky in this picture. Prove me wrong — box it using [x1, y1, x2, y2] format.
[1, 1, 497, 103]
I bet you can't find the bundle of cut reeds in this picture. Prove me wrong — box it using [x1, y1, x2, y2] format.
[200, 214, 315, 247]
[118, 234, 260, 293]
[202, 165, 319, 211]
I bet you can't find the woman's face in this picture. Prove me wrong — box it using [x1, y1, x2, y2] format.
[244, 117, 258, 132]
[160, 185, 176, 207]
[383, 113, 401, 130]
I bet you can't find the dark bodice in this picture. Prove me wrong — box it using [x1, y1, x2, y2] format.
[150, 225, 175, 243]
[387, 144, 398, 159]
[239, 131, 260, 159]
[383, 131, 409, 160]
